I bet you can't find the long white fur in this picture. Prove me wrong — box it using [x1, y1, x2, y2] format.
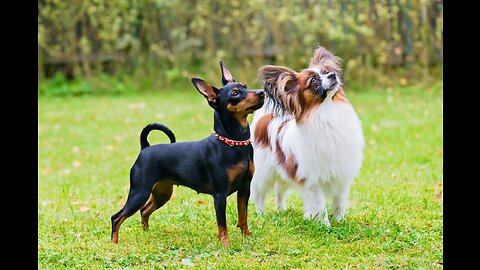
[250, 69, 364, 226]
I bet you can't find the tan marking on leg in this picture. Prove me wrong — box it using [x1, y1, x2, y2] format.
[217, 225, 229, 246]
[237, 194, 251, 236]
[140, 182, 173, 231]
[111, 215, 127, 243]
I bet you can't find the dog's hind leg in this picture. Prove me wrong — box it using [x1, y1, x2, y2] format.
[274, 181, 289, 211]
[332, 181, 351, 222]
[140, 182, 173, 231]
[111, 190, 151, 243]
[111, 170, 156, 243]
[300, 185, 330, 226]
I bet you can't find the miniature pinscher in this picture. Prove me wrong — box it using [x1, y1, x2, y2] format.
[111, 61, 265, 246]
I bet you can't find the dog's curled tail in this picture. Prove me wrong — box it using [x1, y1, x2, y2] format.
[140, 123, 176, 150]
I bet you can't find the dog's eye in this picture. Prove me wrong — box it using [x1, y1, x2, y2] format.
[231, 91, 240, 97]
[310, 78, 317, 85]
[322, 70, 329, 75]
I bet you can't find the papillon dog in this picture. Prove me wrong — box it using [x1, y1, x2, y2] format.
[250, 46, 364, 226]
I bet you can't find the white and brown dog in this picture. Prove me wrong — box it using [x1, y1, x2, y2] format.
[250, 46, 364, 226]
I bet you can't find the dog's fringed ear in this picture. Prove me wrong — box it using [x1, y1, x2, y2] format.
[260, 65, 298, 94]
[220, 60, 235, 86]
[191, 78, 218, 103]
[259, 65, 300, 115]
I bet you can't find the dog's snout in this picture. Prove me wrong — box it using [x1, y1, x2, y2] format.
[256, 90, 265, 98]
[327, 73, 336, 80]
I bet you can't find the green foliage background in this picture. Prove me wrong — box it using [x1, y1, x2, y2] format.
[38, 0, 443, 96]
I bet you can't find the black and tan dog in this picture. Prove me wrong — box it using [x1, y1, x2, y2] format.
[111, 61, 264, 246]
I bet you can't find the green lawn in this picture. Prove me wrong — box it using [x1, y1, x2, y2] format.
[38, 84, 443, 269]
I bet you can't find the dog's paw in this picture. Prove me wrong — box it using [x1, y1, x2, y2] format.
[334, 213, 346, 223]
[255, 206, 266, 215]
[304, 211, 331, 227]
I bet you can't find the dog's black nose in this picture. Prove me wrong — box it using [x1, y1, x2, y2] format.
[327, 73, 336, 80]
[256, 90, 265, 97]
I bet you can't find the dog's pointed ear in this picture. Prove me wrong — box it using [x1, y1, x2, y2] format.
[220, 60, 235, 86]
[191, 78, 219, 103]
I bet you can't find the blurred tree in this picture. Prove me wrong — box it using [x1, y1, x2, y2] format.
[38, 0, 443, 89]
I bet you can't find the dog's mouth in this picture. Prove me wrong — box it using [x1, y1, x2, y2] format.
[246, 100, 264, 111]
[245, 92, 265, 111]
[316, 80, 339, 98]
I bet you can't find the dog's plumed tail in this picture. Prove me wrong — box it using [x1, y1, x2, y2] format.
[140, 123, 176, 150]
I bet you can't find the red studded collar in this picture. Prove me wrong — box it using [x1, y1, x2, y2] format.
[213, 132, 251, 147]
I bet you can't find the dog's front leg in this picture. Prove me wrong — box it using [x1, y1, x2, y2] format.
[213, 192, 229, 246]
[236, 186, 251, 236]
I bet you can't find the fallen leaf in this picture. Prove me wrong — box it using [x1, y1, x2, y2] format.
[195, 199, 207, 206]
[73, 160, 81, 167]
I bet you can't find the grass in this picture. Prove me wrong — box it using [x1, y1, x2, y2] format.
[38, 83, 443, 269]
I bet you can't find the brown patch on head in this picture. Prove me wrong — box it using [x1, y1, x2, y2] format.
[260, 66, 325, 122]
[309, 46, 346, 101]
[227, 92, 263, 127]
[296, 70, 326, 122]
[254, 114, 273, 149]
[227, 162, 248, 183]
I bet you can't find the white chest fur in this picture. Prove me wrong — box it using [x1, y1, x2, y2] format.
[280, 99, 364, 186]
